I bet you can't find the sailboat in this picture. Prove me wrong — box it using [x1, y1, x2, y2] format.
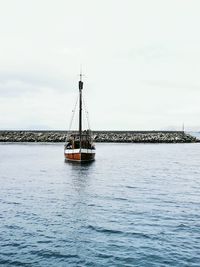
[64, 74, 96, 162]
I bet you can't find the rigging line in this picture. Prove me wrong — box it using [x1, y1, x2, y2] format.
[83, 103, 90, 130]
[68, 94, 79, 132]
[82, 96, 91, 130]
[83, 105, 87, 131]
[82, 100, 87, 130]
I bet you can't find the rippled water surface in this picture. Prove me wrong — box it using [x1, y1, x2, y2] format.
[0, 143, 200, 266]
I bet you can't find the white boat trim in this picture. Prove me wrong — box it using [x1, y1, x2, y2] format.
[64, 149, 95, 154]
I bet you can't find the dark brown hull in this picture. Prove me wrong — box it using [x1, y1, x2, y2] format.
[64, 150, 95, 162]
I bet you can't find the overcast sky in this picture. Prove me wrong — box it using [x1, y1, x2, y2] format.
[0, 0, 200, 130]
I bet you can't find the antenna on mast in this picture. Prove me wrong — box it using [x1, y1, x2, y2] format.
[80, 64, 83, 81]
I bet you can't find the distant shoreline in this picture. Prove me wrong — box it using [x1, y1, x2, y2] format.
[0, 130, 198, 143]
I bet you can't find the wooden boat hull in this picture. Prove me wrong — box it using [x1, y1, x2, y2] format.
[64, 149, 95, 162]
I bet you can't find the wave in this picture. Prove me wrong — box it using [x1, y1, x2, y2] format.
[30, 249, 78, 260]
[86, 225, 150, 239]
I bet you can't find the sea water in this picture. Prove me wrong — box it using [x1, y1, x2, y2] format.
[0, 143, 200, 266]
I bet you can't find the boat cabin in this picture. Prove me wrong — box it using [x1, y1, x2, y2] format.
[65, 130, 95, 150]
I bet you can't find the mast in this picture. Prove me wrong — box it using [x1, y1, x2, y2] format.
[79, 73, 83, 148]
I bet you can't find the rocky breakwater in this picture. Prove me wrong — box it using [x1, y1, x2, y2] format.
[0, 130, 198, 143]
[94, 131, 198, 143]
[0, 131, 66, 142]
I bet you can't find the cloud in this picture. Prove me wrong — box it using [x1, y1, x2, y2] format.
[143, 80, 200, 91]
[0, 0, 200, 130]
[0, 70, 76, 98]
